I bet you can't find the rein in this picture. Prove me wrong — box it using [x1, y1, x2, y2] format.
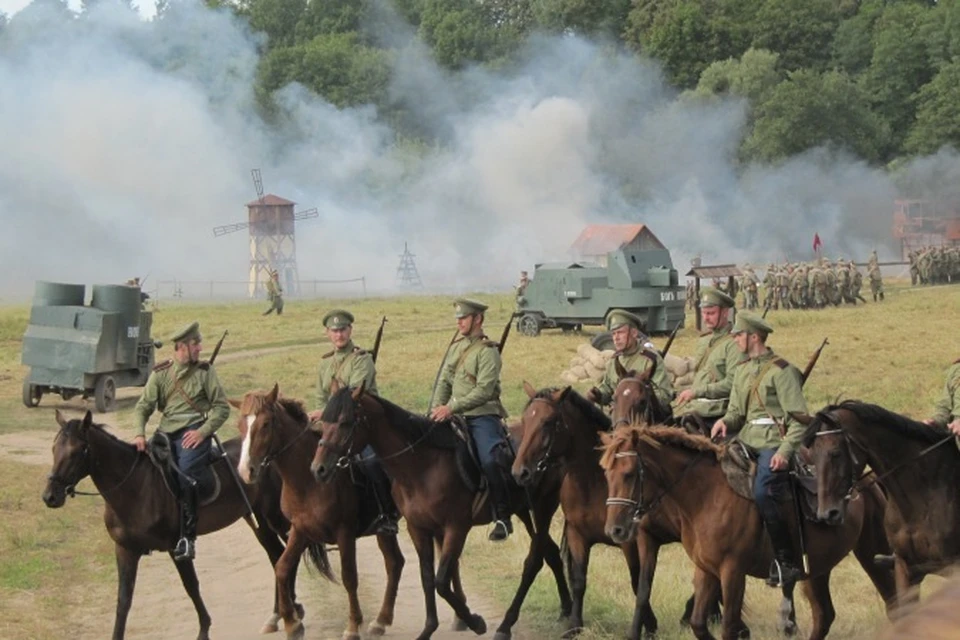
[605, 445, 705, 521]
[49, 428, 142, 498]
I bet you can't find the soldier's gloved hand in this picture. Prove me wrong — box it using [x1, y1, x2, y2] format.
[586, 388, 601, 404]
[133, 435, 147, 452]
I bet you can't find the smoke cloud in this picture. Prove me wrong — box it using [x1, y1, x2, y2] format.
[0, 0, 952, 300]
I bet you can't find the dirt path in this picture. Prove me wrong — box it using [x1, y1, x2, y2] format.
[10, 429, 523, 640]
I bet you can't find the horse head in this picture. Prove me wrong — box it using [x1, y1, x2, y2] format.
[233, 383, 282, 484]
[803, 407, 863, 525]
[599, 423, 656, 544]
[311, 381, 368, 483]
[43, 410, 95, 508]
[611, 368, 664, 427]
[512, 382, 571, 487]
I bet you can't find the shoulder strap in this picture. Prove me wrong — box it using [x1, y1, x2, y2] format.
[746, 358, 781, 416]
[454, 338, 488, 374]
[153, 359, 172, 372]
[170, 366, 206, 417]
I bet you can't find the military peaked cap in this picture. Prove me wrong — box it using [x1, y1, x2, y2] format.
[454, 298, 488, 318]
[700, 286, 735, 309]
[323, 309, 354, 329]
[171, 321, 201, 344]
[606, 309, 645, 332]
[731, 311, 773, 336]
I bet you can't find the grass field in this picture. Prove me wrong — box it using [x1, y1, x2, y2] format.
[2, 280, 958, 638]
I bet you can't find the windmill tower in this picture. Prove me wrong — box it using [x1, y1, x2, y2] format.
[396, 242, 423, 289]
[213, 169, 318, 297]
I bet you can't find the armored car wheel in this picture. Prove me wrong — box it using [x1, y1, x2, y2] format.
[22, 380, 42, 408]
[94, 375, 117, 413]
[518, 314, 542, 337]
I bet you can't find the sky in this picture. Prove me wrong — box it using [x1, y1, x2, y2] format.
[0, 0, 955, 300]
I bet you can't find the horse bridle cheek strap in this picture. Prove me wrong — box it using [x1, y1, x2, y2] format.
[531, 399, 568, 474]
[605, 448, 705, 521]
[49, 430, 140, 497]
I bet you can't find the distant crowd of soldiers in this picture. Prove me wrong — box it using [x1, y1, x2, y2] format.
[909, 246, 960, 285]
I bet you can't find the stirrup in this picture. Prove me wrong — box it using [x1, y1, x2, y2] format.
[174, 537, 195, 562]
[375, 515, 399, 536]
[488, 519, 512, 542]
[766, 559, 801, 588]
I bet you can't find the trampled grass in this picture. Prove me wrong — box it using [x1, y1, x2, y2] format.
[4, 280, 959, 638]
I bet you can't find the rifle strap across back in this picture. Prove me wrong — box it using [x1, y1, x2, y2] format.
[168, 367, 207, 420]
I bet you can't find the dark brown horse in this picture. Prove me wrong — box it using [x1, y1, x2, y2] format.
[234, 385, 405, 640]
[42, 409, 326, 640]
[601, 424, 896, 640]
[803, 400, 960, 610]
[311, 384, 572, 640]
[608, 361, 673, 427]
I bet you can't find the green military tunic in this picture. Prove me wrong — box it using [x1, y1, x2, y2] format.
[720, 349, 808, 460]
[433, 334, 506, 417]
[678, 323, 744, 418]
[133, 361, 230, 438]
[316, 339, 378, 414]
[596, 344, 674, 408]
[931, 361, 960, 427]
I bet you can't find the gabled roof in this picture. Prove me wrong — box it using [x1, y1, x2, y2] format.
[570, 224, 663, 255]
[246, 194, 296, 207]
[686, 264, 743, 278]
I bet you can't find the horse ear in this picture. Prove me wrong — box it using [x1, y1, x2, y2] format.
[614, 357, 628, 380]
[55, 409, 68, 429]
[351, 380, 366, 401]
[228, 397, 242, 409]
[81, 410, 93, 432]
[552, 386, 571, 403]
[522, 381, 537, 399]
[266, 383, 279, 404]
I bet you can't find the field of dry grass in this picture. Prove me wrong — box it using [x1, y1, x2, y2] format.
[2, 279, 958, 638]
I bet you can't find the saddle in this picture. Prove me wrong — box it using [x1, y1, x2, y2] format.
[147, 432, 222, 506]
[719, 439, 821, 522]
[448, 416, 517, 520]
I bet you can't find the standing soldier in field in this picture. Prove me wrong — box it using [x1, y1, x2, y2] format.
[909, 250, 919, 286]
[741, 264, 760, 310]
[711, 312, 809, 588]
[868, 264, 884, 302]
[673, 288, 744, 434]
[763, 264, 778, 310]
[263, 269, 284, 316]
[132, 321, 231, 561]
[588, 309, 674, 410]
[924, 358, 960, 436]
[429, 298, 514, 541]
[307, 310, 399, 535]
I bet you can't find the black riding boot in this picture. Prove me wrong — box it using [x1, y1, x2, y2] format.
[485, 467, 513, 542]
[368, 461, 400, 536]
[762, 514, 802, 588]
[174, 484, 198, 562]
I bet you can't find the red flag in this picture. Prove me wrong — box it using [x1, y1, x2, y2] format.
[812, 232, 822, 253]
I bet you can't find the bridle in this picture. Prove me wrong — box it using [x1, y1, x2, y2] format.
[612, 376, 661, 429]
[251, 406, 315, 474]
[604, 443, 704, 521]
[524, 397, 569, 477]
[48, 425, 140, 498]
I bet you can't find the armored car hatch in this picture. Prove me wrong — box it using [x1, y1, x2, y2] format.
[515, 224, 685, 336]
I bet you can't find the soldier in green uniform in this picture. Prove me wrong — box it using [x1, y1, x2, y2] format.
[711, 312, 809, 588]
[306, 310, 398, 535]
[868, 264, 884, 301]
[429, 298, 513, 541]
[925, 359, 960, 436]
[132, 322, 230, 561]
[263, 269, 284, 316]
[674, 288, 744, 432]
[588, 309, 673, 410]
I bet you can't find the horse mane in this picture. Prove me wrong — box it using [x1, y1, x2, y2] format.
[810, 400, 951, 446]
[526, 387, 611, 431]
[599, 423, 720, 471]
[323, 386, 462, 451]
[239, 390, 310, 427]
[67, 416, 131, 449]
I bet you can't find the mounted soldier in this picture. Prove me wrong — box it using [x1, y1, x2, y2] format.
[429, 298, 514, 541]
[132, 321, 231, 561]
[673, 287, 744, 435]
[307, 309, 399, 535]
[924, 358, 960, 437]
[588, 309, 673, 410]
[710, 312, 809, 588]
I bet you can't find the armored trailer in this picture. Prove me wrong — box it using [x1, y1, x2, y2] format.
[21, 281, 159, 412]
[516, 245, 686, 336]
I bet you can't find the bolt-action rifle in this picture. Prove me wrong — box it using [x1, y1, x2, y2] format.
[371, 316, 387, 363]
[659, 318, 683, 358]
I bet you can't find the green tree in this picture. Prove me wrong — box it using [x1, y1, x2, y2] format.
[922, 0, 960, 71]
[531, 0, 630, 36]
[417, 0, 501, 69]
[247, 0, 306, 49]
[830, 0, 885, 76]
[295, 0, 369, 43]
[905, 60, 960, 156]
[692, 47, 781, 103]
[751, 0, 840, 72]
[742, 69, 887, 163]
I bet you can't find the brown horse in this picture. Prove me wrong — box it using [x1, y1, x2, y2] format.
[234, 385, 404, 640]
[311, 384, 572, 640]
[42, 409, 326, 640]
[609, 361, 673, 427]
[803, 400, 960, 611]
[875, 569, 960, 639]
[601, 424, 896, 640]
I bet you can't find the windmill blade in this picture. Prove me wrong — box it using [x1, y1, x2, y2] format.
[213, 221, 251, 237]
[294, 208, 319, 221]
[251, 168, 265, 204]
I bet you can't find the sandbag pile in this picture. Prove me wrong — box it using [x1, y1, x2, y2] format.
[559, 343, 696, 391]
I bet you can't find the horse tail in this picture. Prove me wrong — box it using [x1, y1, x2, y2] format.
[559, 518, 571, 585]
[304, 542, 337, 584]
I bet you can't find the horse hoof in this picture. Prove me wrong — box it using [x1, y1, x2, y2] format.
[367, 621, 387, 636]
[260, 622, 279, 634]
[294, 603, 305, 619]
[781, 621, 796, 637]
[562, 626, 583, 639]
[468, 614, 486, 635]
[285, 621, 305, 640]
[451, 617, 469, 632]
[341, 632, 360, 640]
[493, 631, 511, 640]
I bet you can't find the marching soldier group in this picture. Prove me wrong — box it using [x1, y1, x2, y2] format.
[742, 257, 879, 310]
[909, 245, 960, 286]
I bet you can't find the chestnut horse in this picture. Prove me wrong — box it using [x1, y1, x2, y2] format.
[803, 400, 960, 611]
[512, 382, 720, 639]
[601, 424, 896, 640]
[311, 384, 572, 640]
[234, 385, 405, 640]
[42, 409, 327, 640]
